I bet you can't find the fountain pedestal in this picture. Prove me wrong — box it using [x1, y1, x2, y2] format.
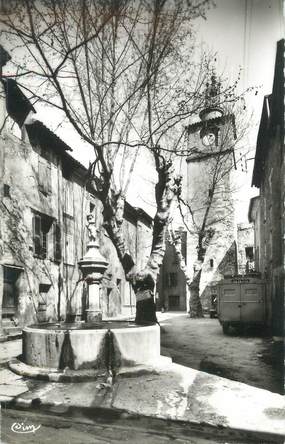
[78, 216, 108, 323]
[85, 281, 102, 323]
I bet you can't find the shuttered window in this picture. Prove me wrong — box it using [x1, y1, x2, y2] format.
[33, 214, 42, 257]
[63, 214, 75, 265]
[32, 213, 53, 259]
[38, 159, 52, 195]
[64, 179, 74, 216]
[54, 222, 61, 262]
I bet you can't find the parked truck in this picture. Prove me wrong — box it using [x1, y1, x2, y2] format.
[217, 275, 265, 334]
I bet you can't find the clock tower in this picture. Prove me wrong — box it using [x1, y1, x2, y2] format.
[185, 73, 238, 310]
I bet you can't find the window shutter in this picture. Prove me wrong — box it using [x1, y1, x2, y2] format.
[47, 162, 52, 193]
[64, 180, 74, 216]
[42, 232, 47, 259]
[54, 222, 61, 262]
[63, 215, 74, 265]
[38, 159, 45, 193]
[65, 233, 74, 265]
[33, 214, 42, 256]
[38, 159, 52, 194]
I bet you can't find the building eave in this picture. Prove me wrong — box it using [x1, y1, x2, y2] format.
[3, 79, 153, 227]
[2, 78, 36, 128]
[26, 120, 73, 155]
[124, 202, 153, 226]
[252, 39, 284, 188]
[251, 95, 271, 188]
[135, 207, 153, 226]
[0, 45, 11, 67]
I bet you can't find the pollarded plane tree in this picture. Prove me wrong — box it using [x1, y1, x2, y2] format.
[0, 0, 235, 324]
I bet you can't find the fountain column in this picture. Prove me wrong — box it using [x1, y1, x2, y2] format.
[78, 214, 109, 323]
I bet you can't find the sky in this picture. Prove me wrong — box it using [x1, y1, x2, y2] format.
[126, 0, 284, 222]
[196, 0, 283, 131]
[193, 0, 283, 222]
[5, 0, 283, 222]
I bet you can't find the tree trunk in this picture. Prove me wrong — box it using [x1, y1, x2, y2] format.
[170, 230, 204, 318]
[102, 192, 159, 325]
[189, 270, 204, 318]
[130, 271, 158, 325]
[101, 158, 179, 325]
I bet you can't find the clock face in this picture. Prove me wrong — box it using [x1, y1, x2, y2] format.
[202, 132, 216, 146]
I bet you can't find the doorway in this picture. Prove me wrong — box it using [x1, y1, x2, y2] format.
[2, 266, 22, 319]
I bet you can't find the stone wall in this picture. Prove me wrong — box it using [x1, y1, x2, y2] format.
[157, 235, 187, 312]
[0, 129, 153, 330]
[0, 131, 92, 326]
[250, 40, 284, 335]
[237, 223, 255, 274]
[255, 130, 284, 332]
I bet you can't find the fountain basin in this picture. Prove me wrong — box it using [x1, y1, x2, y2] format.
[22, 321, 161, 371]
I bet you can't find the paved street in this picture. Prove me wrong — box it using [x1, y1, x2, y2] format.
[1, 407, 282, 444]
[0, 315, 284, 443]
[3, 315, 283, 395]
[0, 407, 218, 444]
[0, 340, 22, 366]
[159, 312, 283, 394]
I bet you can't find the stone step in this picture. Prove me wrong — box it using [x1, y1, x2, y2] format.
[2, 318, 15, 326]
[2, 326, 22, 340]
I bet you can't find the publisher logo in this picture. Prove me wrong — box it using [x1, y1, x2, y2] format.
[11, 422, 41, 434]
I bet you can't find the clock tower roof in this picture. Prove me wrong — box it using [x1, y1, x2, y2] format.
[199, 70, 224, 121]
[185, 113, 236, 135]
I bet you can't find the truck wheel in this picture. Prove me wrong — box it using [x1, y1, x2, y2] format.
[222, 323, 230, 334]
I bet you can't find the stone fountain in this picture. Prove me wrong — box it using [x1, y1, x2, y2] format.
[10, 215, 168, 381]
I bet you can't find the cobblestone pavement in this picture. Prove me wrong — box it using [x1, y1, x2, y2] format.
[0, 340, 22, 365]
[0, 317, 284, 443]
[159, 313, 283, 394]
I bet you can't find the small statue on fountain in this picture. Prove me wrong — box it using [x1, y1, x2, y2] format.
[86, 213, 98, 243]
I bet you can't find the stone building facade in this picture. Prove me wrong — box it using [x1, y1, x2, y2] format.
[0, 79, 153, 338]
[249, 39, 284, 337]
[236, 223, 255, 274]
[248, 196, 261, 271]
[156, 230, 187, 311]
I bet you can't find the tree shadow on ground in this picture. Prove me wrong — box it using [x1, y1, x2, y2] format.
[224, 324, 271, 338]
